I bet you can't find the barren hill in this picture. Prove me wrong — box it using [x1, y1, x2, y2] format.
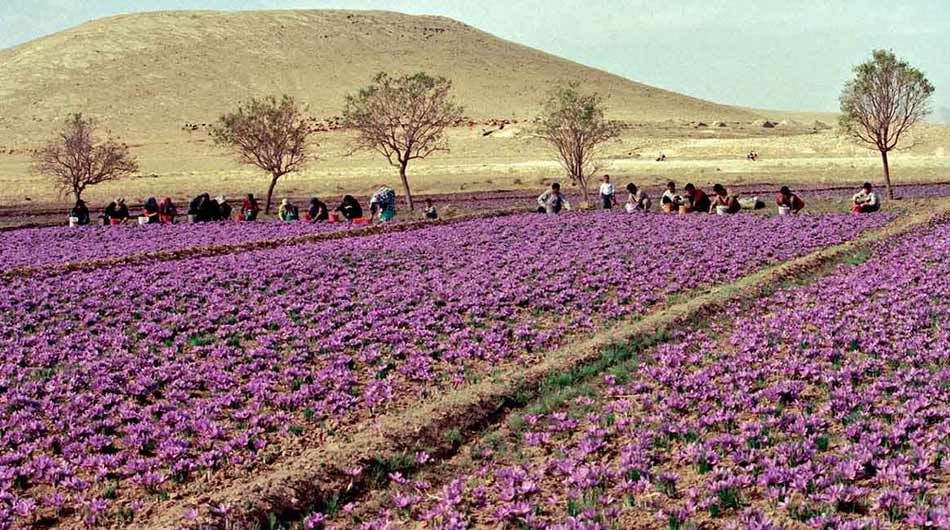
[0, 9, 761, 146]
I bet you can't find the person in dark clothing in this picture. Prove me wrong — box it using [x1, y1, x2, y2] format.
[683, 184, 711, 213]
[216, 196, 232, 221]
[105, 198, 131, 225]
[306, 197, 329, 222]
[242, 194, 260, 221]
[70, 199, 90, 225]
[198, 196, 222, 222]
[424, 198, 439, 220]
[189, 193, 209, 216]
[336, 195, 363, 221]
[143, 197, 160, 224]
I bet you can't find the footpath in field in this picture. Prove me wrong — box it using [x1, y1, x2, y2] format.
[0, 211, 893, 529]
[315, 215, 950, 530]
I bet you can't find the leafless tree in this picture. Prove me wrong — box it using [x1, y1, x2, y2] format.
[535, 83, 621, 206]
[33, 114, 138, 203]
[343, 72, 464, 210]
[210, 95, 315, 214]
[840, 50, 934, 199]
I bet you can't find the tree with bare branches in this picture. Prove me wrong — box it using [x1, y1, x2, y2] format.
[840, 50, 934, 199]
[33, 114, 138, 203]
[343, 72, 464, 210]
[210, 95, 315, 214]
[535, 83, 621, 206]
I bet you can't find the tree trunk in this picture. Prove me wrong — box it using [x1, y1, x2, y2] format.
[399, 161, 414, 211]
[265, 174, 279, 214]
[880, 149, 894, 200]
[73, 189, 82, 204]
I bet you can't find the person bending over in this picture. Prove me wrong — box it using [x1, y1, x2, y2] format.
[336, 195, 364, 221]
[242, 194, 260, 221]
[70, 199, 90, 225]
[424, 198, 439, 220]
[683, 183, 711, 213]
[709, 184, 740, 214]
[537, 182, 571, 214]
[625, 183, 651, 212]
[306, 197, 329, 222]
[775, 186, 805, 214]
[851, 182, 880, 213]
[370, 185, 397, 222]
[660, 181, 682, 213]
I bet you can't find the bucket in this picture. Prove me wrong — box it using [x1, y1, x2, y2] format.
[138, 216, 149, 225]
[778, 206, 791, 216]
[353, 217, 370, 225]
[716, 205, 730, 216]
[68, 216, 80, 227]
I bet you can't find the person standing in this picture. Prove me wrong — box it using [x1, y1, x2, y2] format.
[370, 185, 397, 222]
[775, 186, 805, 214]
[599, 174, 616, 209]
[851, 182, 880, 213]
[536, 182, 571, 214]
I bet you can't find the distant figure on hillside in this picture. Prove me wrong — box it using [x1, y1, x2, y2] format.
[852, 182, 881, 213]
[242, 194, 260, 221]
[424, 198, 439, 220]
[217, 196, 232, 221]
[660, 181, 683, 213]
[599, 174, 616, 209]
[278, 198, 299, 222]
[537, 182, 571, 214]
[624, 183, 651, 212]
[158, 197, 178, 224]
[656, 152, 667, 162]
[747, 151, 759, 161]
[105, 198, 131, 225]
[306, 197, 329, 222]
[70, 199, 90, 226]
[682, 184, 711, 213]
[775, 186, 805, 214]
[370, 185, 397, 222]
[710, 184, 740, 214]
[143, 197, 160, 224]
[336, 195, 363, 221]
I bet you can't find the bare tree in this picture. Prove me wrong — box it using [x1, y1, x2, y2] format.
[343, 72, 464, 210]
[33, 114, 138, 203]
[535, 83, 621, 206]
[210, 95, 315, 214]
[840, 50, 934, 199]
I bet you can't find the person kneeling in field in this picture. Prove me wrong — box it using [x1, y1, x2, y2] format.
[158, 197, 177, 224]
[336, 195, 363, 221]
[660, 181, 682, 213]
[536, 182, 571, 214]
[70, 199, 90, 226]
[306, 197, 329, 222]
[424, 198, 439, 220]
[852, 182, 880, 213]
[682, 183, 711, 213]
[709, 184, 741, 214]
[775, 186, 805, 214]
[625, 183, 651, 212]
[242, 194, 261, 221]
[370, 185, 397, 222]
[278, 199, 300, 222]
[104, 198, 131, 225]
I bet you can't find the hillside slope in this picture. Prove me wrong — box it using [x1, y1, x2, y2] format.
[0, 9, 761, 145]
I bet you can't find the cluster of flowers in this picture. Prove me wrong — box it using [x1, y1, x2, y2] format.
[341, 217, 949, 530]
[0, 221, 359, 271]
[0, 211, 892, 527]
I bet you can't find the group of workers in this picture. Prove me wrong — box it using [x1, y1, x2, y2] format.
[68, 185, 442, 226]
[537, 175, 883, 216]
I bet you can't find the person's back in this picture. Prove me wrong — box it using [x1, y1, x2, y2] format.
[159, 198, 177, 224]
[217, 197, 232, 221]
[337, 195, 363, 220]
[71, 200, 90, 225]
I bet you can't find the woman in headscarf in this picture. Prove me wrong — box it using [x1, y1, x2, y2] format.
[70, 199, 90, 225]
[158, 197, 177, 224]
[143, 197, 160, 224]
[336, 195, 363, 221]
[306, 196, 329, 222]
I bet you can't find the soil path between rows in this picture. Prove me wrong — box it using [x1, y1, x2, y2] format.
[131, 201, 949, 530]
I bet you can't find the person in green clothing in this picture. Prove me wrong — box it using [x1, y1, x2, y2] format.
[370, 185, 397, 222]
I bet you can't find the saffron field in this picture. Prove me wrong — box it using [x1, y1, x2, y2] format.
[2, 208, 947, 530]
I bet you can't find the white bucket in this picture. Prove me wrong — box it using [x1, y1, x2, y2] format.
[138, 216, 149, 225]
[716, 205, 730, 215]
[778, 206, 791, 216]
[68, 216, 80, 227]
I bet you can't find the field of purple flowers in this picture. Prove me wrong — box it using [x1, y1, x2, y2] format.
[0, 211, 895, 528]
[0, 221, 367, 272]
[333, 216, 950, 530]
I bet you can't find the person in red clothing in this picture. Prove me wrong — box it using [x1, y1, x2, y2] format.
[242, 193, 260, 221]
[682, 183, 711, 213]
[775, 186, 805, 214]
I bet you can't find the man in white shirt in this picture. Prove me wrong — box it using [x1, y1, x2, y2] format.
[660, 181, 682, 213]
[851, 182, 881, 213]
[599, 174, 616, 209]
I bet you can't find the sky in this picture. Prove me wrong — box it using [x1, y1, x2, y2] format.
[2, 0, 948, 118]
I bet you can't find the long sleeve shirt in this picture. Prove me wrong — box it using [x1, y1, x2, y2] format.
[852, 190, 879, 207]
[537, 189, 571, 214]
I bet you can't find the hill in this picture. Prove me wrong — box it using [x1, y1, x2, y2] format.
[0, 9, 762, 146]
